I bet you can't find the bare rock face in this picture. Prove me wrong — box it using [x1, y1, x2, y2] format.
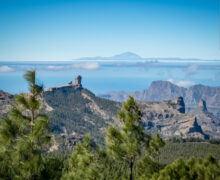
[190, 99, 220, 138]
[170, 97, 185, 114]
[0, 90, 13, 101]
[138, 98, 208, 139]
[188, 117, 209, 139]
[141, 81, 186, 102]
[74, 75, 82, 89]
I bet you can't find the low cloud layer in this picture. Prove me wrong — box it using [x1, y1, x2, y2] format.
[46, 62, 100, 71]
[0, 66, 13, 72]
[168, 78, 195, 87]
[185, 64, 198, 79]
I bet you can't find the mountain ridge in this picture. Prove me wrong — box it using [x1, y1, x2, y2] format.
[98, 80, 220, 118]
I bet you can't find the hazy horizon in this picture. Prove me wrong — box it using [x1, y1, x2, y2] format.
[1, 60, 220, 95]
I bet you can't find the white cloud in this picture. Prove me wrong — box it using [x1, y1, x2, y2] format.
[47, 65, 65, 70]
[187, 64, 198, 72]
[167, 78, 175, 83]
[72, 62, 100, 70]
[168, 79, 195, 87]
[185, 64, 198, 79]
[46, 62, 100, 71]
[176, 80, 195, 87]
[0, 66, 13, 72]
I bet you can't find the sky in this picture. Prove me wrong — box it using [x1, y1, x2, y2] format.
[0, 0, 219, 61]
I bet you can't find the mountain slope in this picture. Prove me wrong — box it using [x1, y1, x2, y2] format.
[43, 85, 120, 147]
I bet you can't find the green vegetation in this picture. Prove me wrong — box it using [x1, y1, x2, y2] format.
[62, 135, 107, 180]
[159, 141, 220, 164]
[0, 70, 220, 180]
[152, 155, 220, 180]
[0, 70, 53, 179]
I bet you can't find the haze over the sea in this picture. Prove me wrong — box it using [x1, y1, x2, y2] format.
[0, 53, 220, 94]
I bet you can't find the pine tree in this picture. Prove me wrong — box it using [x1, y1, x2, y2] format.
[61, 135, 107, 180]
[106, 96, 164, 180]
[0, 70, 51, 180]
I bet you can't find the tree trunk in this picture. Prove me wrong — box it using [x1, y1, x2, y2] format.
[129, 161, 133, 180]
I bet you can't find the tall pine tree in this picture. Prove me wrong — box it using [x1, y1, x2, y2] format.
[0, 70, 51, 180]
[106, 96, 164, 180]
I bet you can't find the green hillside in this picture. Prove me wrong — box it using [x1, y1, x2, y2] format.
[43, 87, 120, 146]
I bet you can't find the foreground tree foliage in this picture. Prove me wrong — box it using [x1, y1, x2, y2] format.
[152, 155, 220, 180]
[61, 135, 107, 180]
[0, 70, 52, 180]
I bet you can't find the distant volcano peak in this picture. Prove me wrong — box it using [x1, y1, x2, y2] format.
[75, 52, 143, 60]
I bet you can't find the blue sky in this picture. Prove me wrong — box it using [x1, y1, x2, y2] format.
[0, 0, 219, 61]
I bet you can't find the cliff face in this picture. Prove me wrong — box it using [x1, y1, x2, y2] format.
[135, 81, 187, 102]
[98, 81, 220, 118]
[138, 97, 208, 139]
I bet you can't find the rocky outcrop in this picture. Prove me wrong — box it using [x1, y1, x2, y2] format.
[170, 97, 185, 114]
[198, 99, 207, 111]
[47, 75, 83, 92]
[190, 99, 220, 138]
[138, 97, 208, 139]
[0, 90, 13, 101]
[74, 75, 82, 89]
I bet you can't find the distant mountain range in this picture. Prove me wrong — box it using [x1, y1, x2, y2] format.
[74, 52, 220, 61]
[1, 79, 220, 151]
[98, 81, 220, 118]
[74, 52, 143, 60]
